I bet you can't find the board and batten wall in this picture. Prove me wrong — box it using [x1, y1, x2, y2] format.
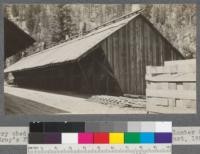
[100, 15, 184, 95]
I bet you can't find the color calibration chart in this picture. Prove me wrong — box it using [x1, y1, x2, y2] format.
[27, 121, 172, 154]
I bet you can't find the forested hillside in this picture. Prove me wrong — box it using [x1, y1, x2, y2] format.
[142, 4, 196, 58]
[4, 4, 196, 59]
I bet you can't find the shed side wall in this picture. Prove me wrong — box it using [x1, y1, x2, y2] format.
[100, 16, 183, 95]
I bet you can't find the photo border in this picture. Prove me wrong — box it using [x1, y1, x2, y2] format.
[0, 0, 199, 153]
[0, 0, 199, 126]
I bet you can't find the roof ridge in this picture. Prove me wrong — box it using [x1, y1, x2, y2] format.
[18, 18, 133, 62]
[21, 9, 143, 59]
[69, 9, 144, 40]
[86, 9, 144, 33]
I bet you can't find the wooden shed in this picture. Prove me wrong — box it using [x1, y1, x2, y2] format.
[4, 18, 35, 58]
[4, 11, 184, 96]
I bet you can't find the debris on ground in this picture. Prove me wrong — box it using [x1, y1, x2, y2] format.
[88, 95, 146, 109]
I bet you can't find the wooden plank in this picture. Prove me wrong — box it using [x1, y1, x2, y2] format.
[109, 35, 114, 69]
[155, 32, 159, 66]
[107, 37, 111, 66]
[146, 103, 196, 114]
[140, 18, 145, 95]
[133, 20, 137, 94]
[168, 98, 176, 107]
[129, 20, 136, 94]
[147, 97, 169, 106]
[151, 26, 156, 66]
[136, 18, 140, 95]
[183, 99, 196, 109]
[160, 35, 164, 65]
[124, 25, 130, 93]
[150, 23, 154, 66]
[137, 18, 142, 95]
[176, 99, 196, 109]
[118, 29, 124, 91]
[142, 21, 147, 95]
[112, 32, 117, 76]
[146, 63, 195, 75]
[164, 59, 196, 73]
[115, 31, 121, 86]
[146, 23, 151, 66]
[177, 83, 183, 90]
[146, 89, 196, 100]
[122, 26, 127, 93]
[158, 35, 162, 65]
[165, 59, 195, 65]
[139, 18, 142, 94]
[145, 73, 196, 82]
[162, 39, 166, 65]
[183, 82, 196, 91]
[146, 82, 168, 90]
[168, 83, 177, 90]
[143, 22, 148, 66]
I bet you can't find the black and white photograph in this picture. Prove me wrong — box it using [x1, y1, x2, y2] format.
[4, 4, 196, 115]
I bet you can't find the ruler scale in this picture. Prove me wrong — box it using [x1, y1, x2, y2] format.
[1, 124, 200, 154]
[27, 144, 171, 154]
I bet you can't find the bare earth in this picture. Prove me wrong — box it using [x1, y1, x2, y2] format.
[4, 86, 146, 115]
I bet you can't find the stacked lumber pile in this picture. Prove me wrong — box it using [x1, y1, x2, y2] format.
[88, 95, 146, 108]
[146, 59, 196, 114]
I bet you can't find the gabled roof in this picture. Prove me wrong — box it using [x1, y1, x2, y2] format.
[4, 18, 35, 58]
[4, 9, 183, 73]
[5, 11, 140, 73]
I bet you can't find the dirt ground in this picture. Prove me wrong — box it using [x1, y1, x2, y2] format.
[4, 86, 147, 115]
[5, 93, 68, 115]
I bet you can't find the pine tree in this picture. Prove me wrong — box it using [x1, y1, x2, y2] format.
[58, 5, 73, 39]
[11, 5, 19, 17]
[4, 6, 9, 18]
[24, 5, 41, 35]
[142, 4, 196, 58]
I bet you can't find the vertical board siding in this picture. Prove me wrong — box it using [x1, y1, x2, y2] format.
[113, 32, 119, 82]
[141, 19, 146, 95]
[130, 20, 136, 94]
[122, 27, 128, 93]
[12, 15, 183, 96]
[138, 18, 143, 95]
[119, 29, 123, 90]
[135, 18, 140, 94]
[100, 16, 183, 95]
[125, 25, 131, 93]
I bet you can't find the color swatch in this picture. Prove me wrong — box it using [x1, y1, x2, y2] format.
[44, 133, 61, 144]
[30, 122, 85, 132]
[155, 133, 172, 143]
[62, 133, 78, 144]
[93, 132, 109, 144]
[29, 121, 172, 144]
[78, 133, 93, 144]
[109, 133, 124, 144]
[124, 132, 140, 143]
[140, 133, 155, 143]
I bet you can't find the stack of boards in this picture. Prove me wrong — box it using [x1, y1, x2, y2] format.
[146, 59, 196, 114]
